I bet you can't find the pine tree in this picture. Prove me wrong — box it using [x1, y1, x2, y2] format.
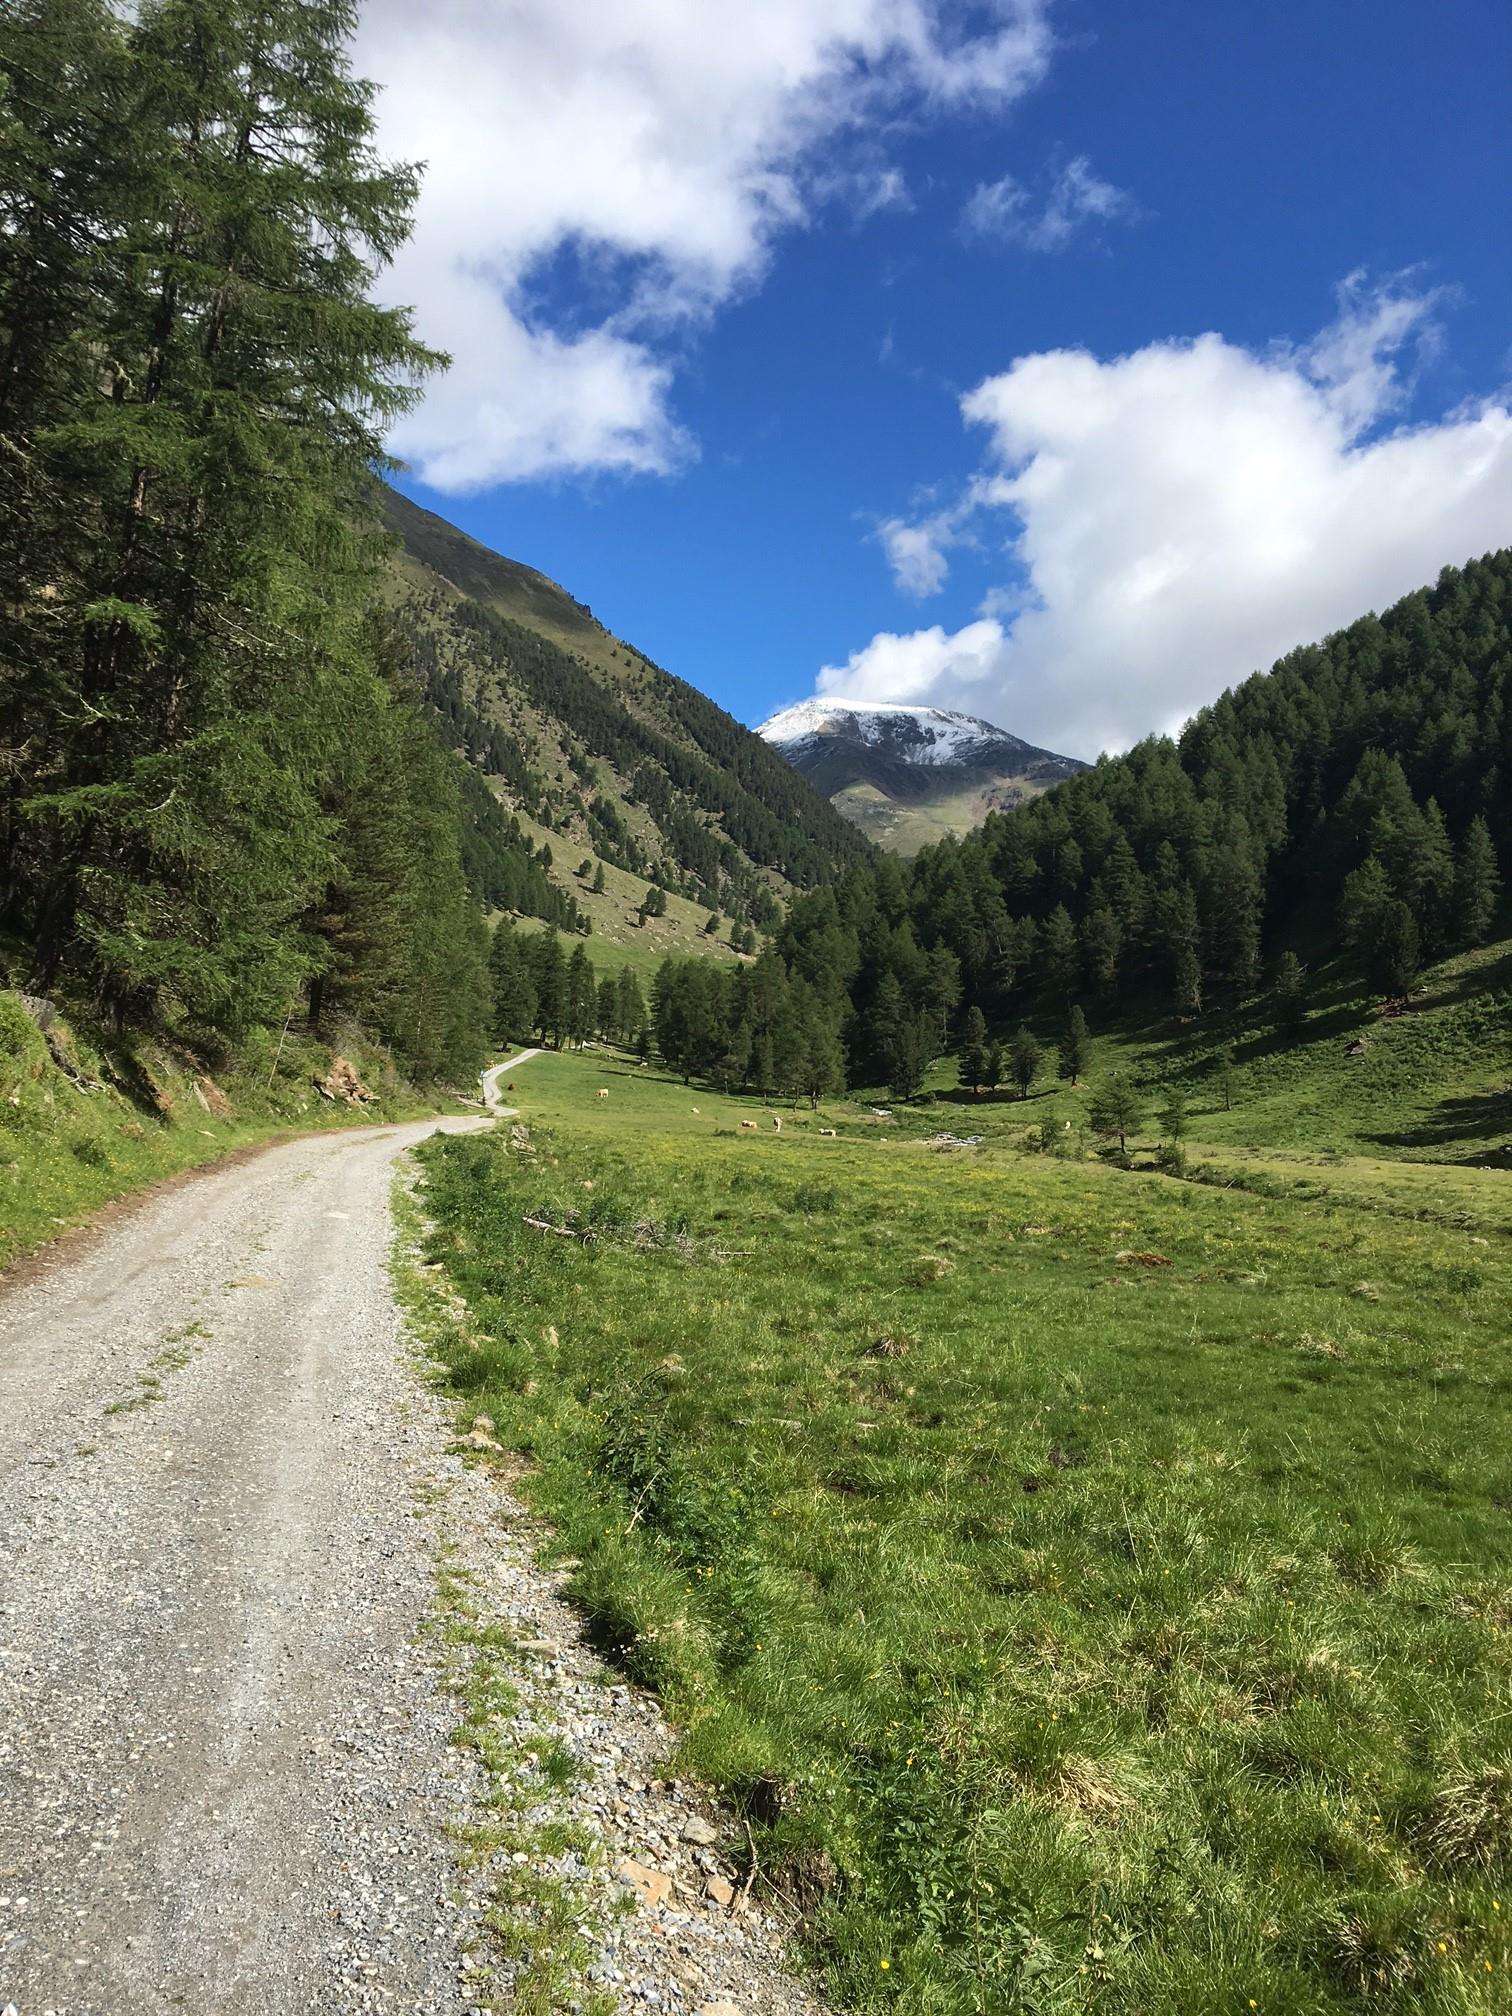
[716, 1020, 752, 1094]
[885, 1011, 933, 1101]
[1080, 905, 1121, 995]
[596, 972, 619, 1042]
[1089, 1074, 1142, 1155]
[533, 932, 567, 1045]
[1272, 949, 1307, 1033]
[1453, 815, 1500, 946]
[1058, 1005, 1090, 1085]
[1172, 945, 1204, 1019]
[615, 968, 646, 1050]
[1010, 1026, 1042, 1099]
[958, 1004, 989, 1095]
[592, 861, 606, 895]
[1042, 905, 1080, 1000]
[1414, 799, 1455, 954]
[1214, 1046, 1237, 1112]
[983, 1038, 1004, 1094]
[1340, 855, 1392, 978]
[798, 1018, 846, 1108]
[566, 944, 595, 1047]
[1158, 1084, 1188, 1140]
[1373, 900, 1420, 997]
[489, 921, 537, 1045]
[10, 0, 440, 1025]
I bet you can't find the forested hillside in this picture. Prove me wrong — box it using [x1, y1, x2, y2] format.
[381, 487, 873, 932]
[0, 0, 867, 1093]
[642, 555, 1509, 1102]
[0, 0, 495, 1083]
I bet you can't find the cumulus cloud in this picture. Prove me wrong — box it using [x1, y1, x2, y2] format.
[355, 0, 1053, 489]
[819, 278, 1512, 755]
[961, 153, 1136, 251]
[877, 511, 957, 595]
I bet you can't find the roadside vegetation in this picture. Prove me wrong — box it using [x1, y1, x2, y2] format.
[418, 1045, 1512, 2015]
[0, 987, 452, 1272]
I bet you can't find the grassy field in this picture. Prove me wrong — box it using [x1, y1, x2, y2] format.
[1086, 940, 1512, 1169]
[0, 990, 459, 1274]
[417, 1045, 1512, 2015]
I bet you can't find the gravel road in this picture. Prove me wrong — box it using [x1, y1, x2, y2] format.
[0, 1106, 831, 2016]
[0, 1116, 498, 2015]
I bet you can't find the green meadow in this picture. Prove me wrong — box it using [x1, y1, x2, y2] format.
[417, 1046, 1512, 2016]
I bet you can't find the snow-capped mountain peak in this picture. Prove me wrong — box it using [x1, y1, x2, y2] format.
[759, 696, 1035, 768]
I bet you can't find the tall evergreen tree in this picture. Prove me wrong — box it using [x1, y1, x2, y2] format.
[1058, 1005, 1091, 1085]
[1271, 949, 1307, 1034]
[958, 1005, 989, 1096]
[6, 0, 441, 1027]
[489, 920, 537, 1045]
[566, 943, 595, 1047]
[1453, 815, 1500, 946]
[1010, 1026, 1042, 1099]
[1089, 1074, 1142, 1155]
[532, 932, 567, 1045]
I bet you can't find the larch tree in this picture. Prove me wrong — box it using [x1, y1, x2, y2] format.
[14, 0, 441, 1030]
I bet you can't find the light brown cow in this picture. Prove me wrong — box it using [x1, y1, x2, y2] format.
[596, 1088, 609, 1100]
[772, 1116, 782, 1132]
[740, 1119, 758, 1130]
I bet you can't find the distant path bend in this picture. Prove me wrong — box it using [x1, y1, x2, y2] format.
[0, 1114, 493, 2014]
[481, 1044, 542, 1114]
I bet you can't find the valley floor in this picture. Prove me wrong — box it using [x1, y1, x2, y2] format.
[414, 1046, 1512, 2016]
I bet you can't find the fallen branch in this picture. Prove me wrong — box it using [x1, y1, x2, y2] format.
[739, 1816, 760, 1916]
[522, 1214, 590, 1241]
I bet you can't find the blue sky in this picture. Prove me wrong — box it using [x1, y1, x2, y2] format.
[361, 0, 1512, 759]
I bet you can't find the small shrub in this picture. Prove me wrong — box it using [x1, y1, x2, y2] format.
[787, 1182, 839, 1215]
[0, 993, 39, 1062]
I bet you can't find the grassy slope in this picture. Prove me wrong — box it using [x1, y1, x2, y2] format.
[381, 487, 854, 937]
[832, 773, 1068, 858]
[503, 804, 744, 985]
[419, 1041, 1511, 2016]
[0, 991, 461, 1274]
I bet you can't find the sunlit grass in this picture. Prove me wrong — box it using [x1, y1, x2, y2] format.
[419, 1050, 1512, 2014]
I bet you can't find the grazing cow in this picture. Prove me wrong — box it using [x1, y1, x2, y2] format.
[596, 1088, 609, 1100]
[740, 1119, 758, 1130]
[772, 1116, 782, 1132]
[691, 1106, 700, 1114]
[818, 1127, 837, 1137]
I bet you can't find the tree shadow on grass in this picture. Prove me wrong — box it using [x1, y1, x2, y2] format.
[1362, 1086, 1512, 1160]
[935, 1086, 1056, 1109]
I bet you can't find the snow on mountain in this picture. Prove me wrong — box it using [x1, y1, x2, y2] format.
[758, 697, 1041, 769]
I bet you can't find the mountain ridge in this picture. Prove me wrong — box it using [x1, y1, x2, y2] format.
[758, 694, 1084, 854]
[379, 487, 873, 965]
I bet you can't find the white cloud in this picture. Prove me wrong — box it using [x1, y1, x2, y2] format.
[820, 278, 1512, 755]
[877, 512, 955, 595]
[356, 0, 1053, 488]
[962, 153, 1135, 251]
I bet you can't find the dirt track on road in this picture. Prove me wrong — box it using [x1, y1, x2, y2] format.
[0, 1116, 492, 2015]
